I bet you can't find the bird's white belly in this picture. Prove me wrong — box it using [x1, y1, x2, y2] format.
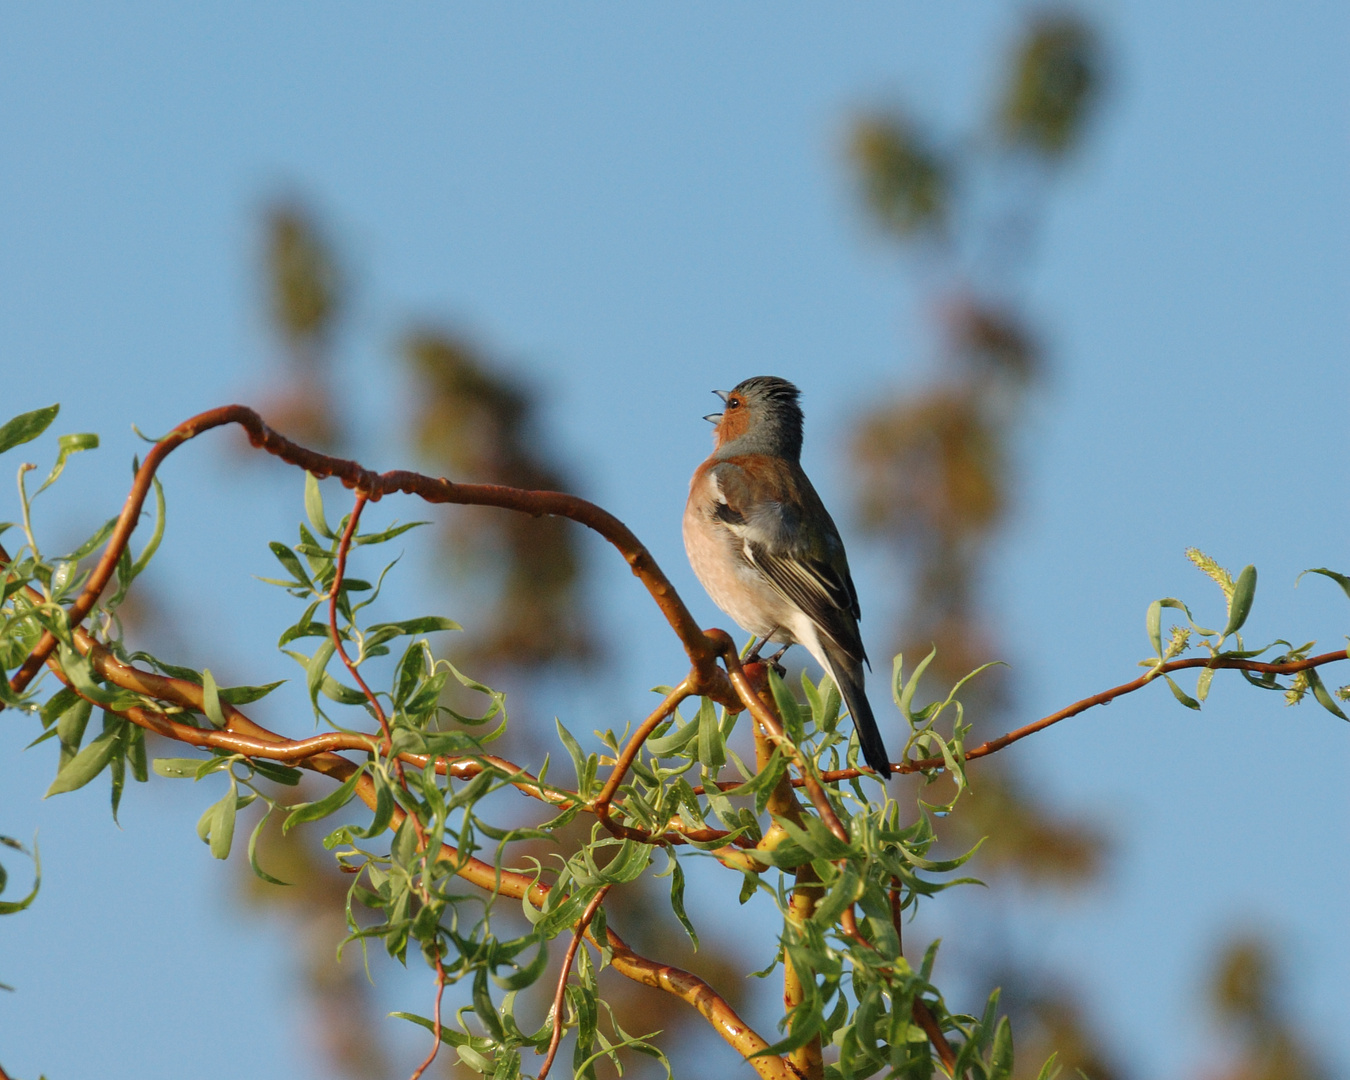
[683, 505, 799, 644]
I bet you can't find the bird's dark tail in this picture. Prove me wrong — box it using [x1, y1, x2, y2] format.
[822, 643, 891, 778]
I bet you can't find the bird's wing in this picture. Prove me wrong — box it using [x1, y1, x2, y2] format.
[708, 460, 867, 666]
[745, 543, 867, 667]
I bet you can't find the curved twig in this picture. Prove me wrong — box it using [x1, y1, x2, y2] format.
[4, 404, 733, 706]
[328, 492, 392, 749]
[839, 907, 958, 1078]
[408, 950, 448, 1080]
[808, 648, 1350, 781]
[538, 883, 613, 1080]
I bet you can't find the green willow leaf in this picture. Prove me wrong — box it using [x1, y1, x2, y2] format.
[0, 842, 40, 915]
[1302, 567, 1350, 602]
[304, 471, 336, 540]
[247, 805, 290, 886]
[267, 541, 313, 591]
[492, 939, 550, 992]
[200, 669, 227, 728]
[1305, 668, 1349, 721]
[217, 680, 286, 706]
[0, 404, 59, 456]
[664, 854, 698, 949]
[153, 758, 208, 778]
[37, 432, 99, 495]
[124, 476, 167, 586]
[46, 724, 121, 796]
[1221, 565, 1257, 638]
[1163, 674, 1201, 711]
[250, 759, 303, 786]
[283, 767, 365, 833]
[198, 782, 239, 860]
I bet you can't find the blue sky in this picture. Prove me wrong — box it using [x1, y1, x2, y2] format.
[1, 5, 1347, 1079]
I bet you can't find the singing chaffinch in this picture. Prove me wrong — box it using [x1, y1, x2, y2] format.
[683, 375, 890, 777]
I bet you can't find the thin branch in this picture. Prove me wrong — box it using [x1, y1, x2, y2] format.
[328, 492, 392, 749]
[538, 883, 613, 1080]
[712, 637, 850, 844]
[839, 907, 958, 1078]
[408, 948, 448, 1080]
[811, 647, 1350, 780]
[3, 405, 734, 705]
[592, 678, 693, 835]
[601, 928, 799, 1080]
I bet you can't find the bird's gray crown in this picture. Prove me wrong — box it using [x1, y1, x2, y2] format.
[722, 375, 804, 460]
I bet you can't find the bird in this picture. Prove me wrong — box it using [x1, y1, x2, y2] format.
[683, 375, 891, 777]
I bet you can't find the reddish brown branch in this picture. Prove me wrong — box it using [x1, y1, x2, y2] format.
[713, 636, 850, 844]
[799, 647, 1350, 781]
[538, 883, 613, 1080]
[4, 404, 735, 708]
[839, 907, 958, 1077]
[408, 949, 448, 1080]
[593, 679, 692, 838]
[602, 928, 797, 1080]
[328, 492, 392, 749]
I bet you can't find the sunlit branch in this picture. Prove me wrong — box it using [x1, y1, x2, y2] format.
[328, 492, 392, 750]
[809, 648, 1350, 781]
[711, 633, 851, 844]
[538, 883, 613, 1080]
[2, 405, 735, 706]
[407, 949, 448, 1080]
[839, 907, 959, 1078]
[592, 678, 693, 837]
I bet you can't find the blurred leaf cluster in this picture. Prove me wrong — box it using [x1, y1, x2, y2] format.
[1205, 934, 1329, 1080]
[256, 203, 344, 450]
[251, 204, 597, 673]
[405, 332, 592, 667]
[846, 10, 1114, 1076]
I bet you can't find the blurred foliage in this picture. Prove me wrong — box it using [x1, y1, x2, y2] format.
[404, 331, 594, 668]
[848, 8, 1114, 1075]
[1204, 933, 1329, 1080]
[255, 202, 343, 450]
[999, 15, 1102, 158]
[268, 202, 342, 351]
[850, 116, 948, 240]
[253, 199, 597, 669]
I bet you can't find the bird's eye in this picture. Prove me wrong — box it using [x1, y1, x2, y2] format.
[727, 397, 741, 409]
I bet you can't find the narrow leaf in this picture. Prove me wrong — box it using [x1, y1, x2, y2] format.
[201, 669, 227, 728]
[1221, 565, 1257, 638]
[37, 432, 99, 494]
[248, 805, 291, 885]
[304, 472, 336, 539]
[1305, 668, 1349, 721]
[46, 725, 120, 795]
[0, 405, 59, 456]
[1163, 674, 1201, 711]
[1302, 567, 1350, 602]
[283, 767, 364, 832]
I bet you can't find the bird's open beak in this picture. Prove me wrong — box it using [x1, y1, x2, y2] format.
[704, 390, 727, 424]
